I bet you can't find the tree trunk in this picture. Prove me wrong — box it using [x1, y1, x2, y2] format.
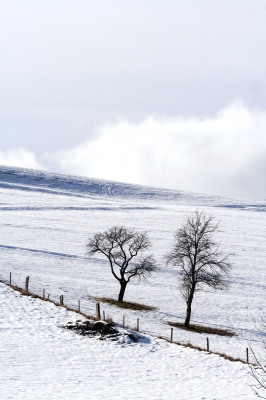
[118, 281, 127, 302]
[184, 287, 195, 327]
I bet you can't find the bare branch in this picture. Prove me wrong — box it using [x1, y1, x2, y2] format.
[248, 319, 266, 398]
[86, 226, 156, 302]
[165, 210, 233, 327]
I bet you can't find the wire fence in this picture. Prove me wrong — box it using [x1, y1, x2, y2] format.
[1, 271, 253, 366]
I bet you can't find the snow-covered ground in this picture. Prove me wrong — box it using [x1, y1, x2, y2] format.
[0, 282, 256, 399]
[0, 165, 265, 398]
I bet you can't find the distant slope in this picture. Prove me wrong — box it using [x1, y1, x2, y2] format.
[0, 164, 265, 211]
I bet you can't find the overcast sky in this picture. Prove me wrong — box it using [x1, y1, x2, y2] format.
[0, 0, 265, 199]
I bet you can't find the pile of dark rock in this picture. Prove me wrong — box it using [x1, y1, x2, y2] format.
[63, 319, 140, 343]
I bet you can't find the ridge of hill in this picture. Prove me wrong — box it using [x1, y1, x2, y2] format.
[0, 164, 264, 211]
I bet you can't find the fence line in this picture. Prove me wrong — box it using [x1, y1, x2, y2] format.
[0, 272, 251, 365]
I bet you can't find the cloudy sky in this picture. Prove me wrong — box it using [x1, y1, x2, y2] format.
[0, 0, 265, 199]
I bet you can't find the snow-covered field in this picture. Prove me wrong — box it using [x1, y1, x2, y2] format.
[0, 165, 265, 398]
[0, 282, 256, 399]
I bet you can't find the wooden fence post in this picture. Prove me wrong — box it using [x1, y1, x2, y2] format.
[43, 289, 45, 299]
[78, 300, 80, 312]
[60, 295, 64, 306]
[171, 327, 173, 342]
[96, 302, 101, 320]
[25, 276, 30, 292]
[103, 311, 105, 321]
[207, 337, 209, 351]
[246, 348, 249, 363]
[9, 272, 12, 286]
[137, 318, 139, 332]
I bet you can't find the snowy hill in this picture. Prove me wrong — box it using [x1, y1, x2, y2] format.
[0, 164, 265, 399]
[1, 164, 265, 209]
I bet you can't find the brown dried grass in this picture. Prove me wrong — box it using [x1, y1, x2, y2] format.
[93, 296, 157, 311]
[167, 321, 236, 337]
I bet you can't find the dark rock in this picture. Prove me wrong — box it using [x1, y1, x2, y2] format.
[81, 321, 93, 331]
[92, 321, 106, 332]
[128, 333, 139, 342]
[63, 319, 119, 338]
[102, 324, 118, 335]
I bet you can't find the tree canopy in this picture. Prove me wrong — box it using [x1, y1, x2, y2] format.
[87, 226, 157, 302]
[165, 211, 232, 327]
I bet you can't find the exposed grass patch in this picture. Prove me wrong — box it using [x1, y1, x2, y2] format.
[10, 285, 32, 296]
[94, 297, 157, 311]
[167, 321, 236, 337]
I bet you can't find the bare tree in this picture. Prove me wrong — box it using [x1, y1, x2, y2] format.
[86, 226, 156, 302]
[165, 210, 232, 327]
[248, 319, 266, 398]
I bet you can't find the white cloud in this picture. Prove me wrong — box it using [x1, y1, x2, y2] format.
[1, 1, 265, 154]
[46, 102, 266, 200]
[1, 103, 265, 200]
[0, 148, 44, 170]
